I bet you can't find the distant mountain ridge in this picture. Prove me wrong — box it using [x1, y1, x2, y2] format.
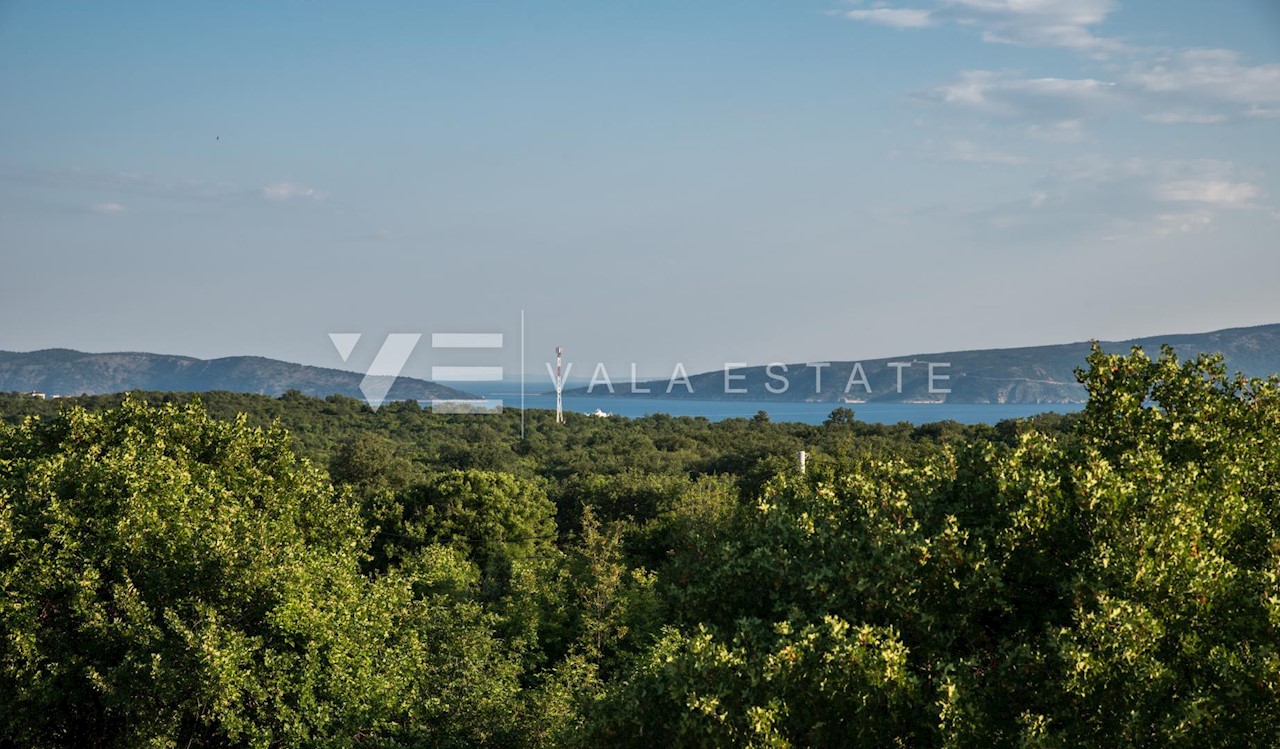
[567, 323, 1280, 404]
[0, 349, 474, 401]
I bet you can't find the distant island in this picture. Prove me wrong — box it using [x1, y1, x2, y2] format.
[0, 349, 474, 401]
[565, 323, 1280, 404]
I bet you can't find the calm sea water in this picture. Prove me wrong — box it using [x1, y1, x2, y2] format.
[434, 382, 1082, 426]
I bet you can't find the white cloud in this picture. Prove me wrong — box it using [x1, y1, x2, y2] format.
[1158, 179, 1260, 207]
[1049, 158, 1260, 204]
[261, 182, 328, 201]
[844, 8, 936, 28]
[844, 0, 1123, 54]
[90, 202, 126, 214]
[921, 71, 1119, 118]
[840, 2, 1278, 246]
[1154, 209, 1214, 236]
[1143, 111, 1227, 125]
[923, 56, 1280, 130]
[852, 4, 1280, 125]
[950, 158, 1268, 243]
[937, 138, 1028, 165]
[945, 0, 1123, 54]
[1127, 49, 1280, 107]
[21, 170, 331, 205]
[1026, 119, 1086, 143]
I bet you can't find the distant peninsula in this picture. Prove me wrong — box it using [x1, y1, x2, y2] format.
[565, 323, 1280, 404]
[0, 349, 474, 401]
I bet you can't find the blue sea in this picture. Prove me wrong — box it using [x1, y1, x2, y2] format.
[435, 381, 1082, 426]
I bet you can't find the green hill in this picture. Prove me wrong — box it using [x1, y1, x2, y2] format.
[567, 323, 1280, 404]
[0, 349, 473, 401]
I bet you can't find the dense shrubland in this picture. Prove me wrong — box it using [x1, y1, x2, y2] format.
[1, 345, 1277, 747]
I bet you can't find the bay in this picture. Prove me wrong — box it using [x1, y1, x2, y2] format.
[433, 381, 1082, 425]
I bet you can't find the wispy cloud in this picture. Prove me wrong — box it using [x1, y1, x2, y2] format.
[261, 181, 328, 201]
[1, 167, 331, 207]
[943, 0, 1123, 54]
[1126, 49, 1280, 107]
[845, 0, 1124, 54]
[918, 71, 1120, 119]
[851, 3, 1280, 127]
[931, 138, 1028, 165]
[1157, 178, 1260, 207]
[1142, 111, 1227, 125]
[89, 202, 126, 215]
[928, 157, 1269, 243]
[1030, 158, 1263, 237]
[1153, 209, 1214, 236]
[920, 55, 1280, 132]
[844, 7, 936, 29]
[1025, 119, 1086, 143]
[841, 0, 1276, 250]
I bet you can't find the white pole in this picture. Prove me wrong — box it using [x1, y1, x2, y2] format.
[555, 346, 564, 424]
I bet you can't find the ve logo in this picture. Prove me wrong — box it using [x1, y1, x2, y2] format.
[328, 332, 506, 411]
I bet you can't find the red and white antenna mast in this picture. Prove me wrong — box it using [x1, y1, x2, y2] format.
[555, 346, 564, 424]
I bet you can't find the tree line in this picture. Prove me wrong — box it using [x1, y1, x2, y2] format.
[0, 345, 1276, 747]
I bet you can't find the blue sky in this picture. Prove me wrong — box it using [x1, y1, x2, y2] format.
[2, 0, 1278, 378]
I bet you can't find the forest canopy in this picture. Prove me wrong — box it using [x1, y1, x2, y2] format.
[1, 345, 1278, 747]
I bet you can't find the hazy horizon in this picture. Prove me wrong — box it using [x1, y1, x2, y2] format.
[4, 318, 1276, 383]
